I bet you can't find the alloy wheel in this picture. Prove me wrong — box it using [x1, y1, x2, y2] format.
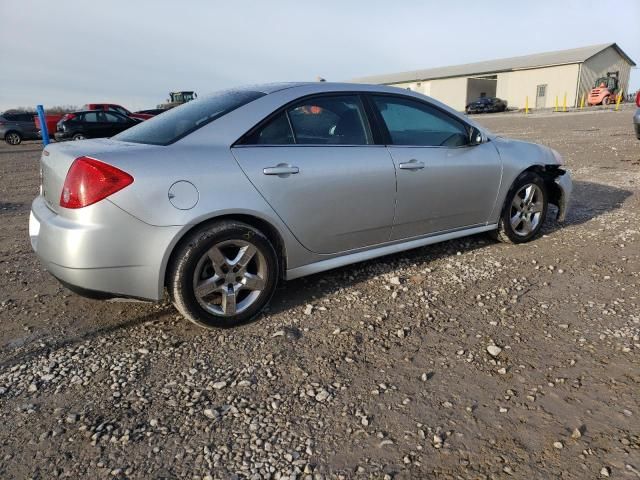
[510, 184, 544, 236]
[192, 239, 268, 316]
[6, 133, 21, 145]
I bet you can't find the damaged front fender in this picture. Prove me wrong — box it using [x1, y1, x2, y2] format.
[552, 170, 572, 222]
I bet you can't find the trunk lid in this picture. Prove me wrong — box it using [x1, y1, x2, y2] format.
[40, 138, 149, 215]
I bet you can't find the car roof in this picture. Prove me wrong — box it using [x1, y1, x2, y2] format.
[227, 81, 443, 96]
[68, 110, 128, 116]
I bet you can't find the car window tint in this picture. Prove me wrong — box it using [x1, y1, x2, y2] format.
[112, 106, 129, 116]
[103, 112, 127, 123]
[372, 96, 469, 147]
[287, 96, 371, 145]
[83, 112, 99, 123]
[243, 112, 294, 145]
[114, 90, 266, 146]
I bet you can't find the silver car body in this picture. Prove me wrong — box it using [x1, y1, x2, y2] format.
[29, 82, 572, 301]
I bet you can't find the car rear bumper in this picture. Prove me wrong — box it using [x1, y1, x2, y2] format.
[29, 195, 181, 300]
[54, 131, 74, 141]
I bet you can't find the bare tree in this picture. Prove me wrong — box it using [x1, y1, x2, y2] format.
[2, 105, 79, 114]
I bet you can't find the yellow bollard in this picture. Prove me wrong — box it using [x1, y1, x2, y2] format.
[525, 96, 529, 114]
[554, 96, 559, 112]
[615, 90, 623, 111]
[563, 93, 567, 112]
[580, 93, 585, 109]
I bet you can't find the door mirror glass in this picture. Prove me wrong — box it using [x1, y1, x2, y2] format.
[469, 127, 484, 146]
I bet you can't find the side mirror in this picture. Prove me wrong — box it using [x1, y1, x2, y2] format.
[469, 126, 484, 146]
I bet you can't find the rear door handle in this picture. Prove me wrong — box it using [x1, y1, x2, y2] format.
[398, 160, 425, 170]
[263, 164, 300, 176]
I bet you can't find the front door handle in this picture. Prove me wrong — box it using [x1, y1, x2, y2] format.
[398, 159, 425, 170]
[263, 164, 300, 176]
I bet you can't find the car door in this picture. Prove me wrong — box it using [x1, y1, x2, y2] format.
[80, 112, 102, 137]
[232, 94, 397, 254]
[19, 113, 38, 138]
[369, 94, 502, 240]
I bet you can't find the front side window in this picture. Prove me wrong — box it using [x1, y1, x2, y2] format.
[372, 95, 469, 147]
[114, 90, 266, 145]
[241, 95, 372, 146]
[103, 112, 128, 123]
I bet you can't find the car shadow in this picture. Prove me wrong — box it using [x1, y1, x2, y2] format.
[0, 306, 174, 369]
[0, 148, 42, 155]
[267, 180, 632, 316]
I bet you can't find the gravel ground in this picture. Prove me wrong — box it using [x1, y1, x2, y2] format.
[0, 107, 639, 479]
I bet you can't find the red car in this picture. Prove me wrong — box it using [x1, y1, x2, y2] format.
[83, 104, 154, 121]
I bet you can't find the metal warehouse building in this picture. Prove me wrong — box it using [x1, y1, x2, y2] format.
[352, 43, 635, 111]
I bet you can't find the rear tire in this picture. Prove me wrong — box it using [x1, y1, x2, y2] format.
[168, 221, 279, 329]
[5, 131, 22, 145]
[492, 171, 548, 244]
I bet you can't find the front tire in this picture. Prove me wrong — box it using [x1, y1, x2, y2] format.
[5, 131, 22, 145]
[72, 133, 86, 141]
[493, 172, 548, 244]
[168, 221, 279, 329]
[602, 96, 610, 106]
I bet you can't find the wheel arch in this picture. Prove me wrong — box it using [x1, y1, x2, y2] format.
[518, 164, 565, 213]
[160, 212, 288, 297]
[4, 130, 22, 142]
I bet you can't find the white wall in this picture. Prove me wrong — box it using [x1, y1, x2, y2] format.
[389, 78, 472, 111]
[387, 80, 431, 96]
[580, 46, 633, 101]
[429, 77, 468, 111]
[496, 64, 580, 109]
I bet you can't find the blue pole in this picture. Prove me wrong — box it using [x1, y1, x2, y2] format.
[36, 105, 50, 146]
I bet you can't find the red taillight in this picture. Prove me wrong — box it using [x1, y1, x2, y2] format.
[62, 113, 76, 121]
[60, 157, 133, 209]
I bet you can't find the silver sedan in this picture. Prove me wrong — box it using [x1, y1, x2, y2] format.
[29, 82, 572, 328]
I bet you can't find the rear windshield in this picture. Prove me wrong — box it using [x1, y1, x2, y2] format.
[114, 90, 265, 145]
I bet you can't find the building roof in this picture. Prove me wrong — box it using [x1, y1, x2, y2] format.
[352, 43, 636, 85]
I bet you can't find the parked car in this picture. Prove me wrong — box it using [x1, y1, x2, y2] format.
[83, 104, 154, 121]
[135, 108, 167, 116]
[634, 90, 640, 140]
[0, 111, 38, 145]
[54, 110, 139, 141]
[30, 82, 572, 329]
[465, 97, 508, 114]
[35, 114, 65, 139]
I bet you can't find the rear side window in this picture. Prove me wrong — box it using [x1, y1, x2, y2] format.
[241, 95, 372, 145]
[114, 90, 265, 145]
[83, 112, 99, 123]
[243, 112, 294, 145]
[372, 95, 469, 147]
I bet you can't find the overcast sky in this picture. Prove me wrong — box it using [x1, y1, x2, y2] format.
[1, 0, 639, 112]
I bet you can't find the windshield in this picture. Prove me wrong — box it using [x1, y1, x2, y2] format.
[114, 89, 265, 145]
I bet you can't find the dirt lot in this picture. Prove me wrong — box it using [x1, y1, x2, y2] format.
[0, 108, 639, 479]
